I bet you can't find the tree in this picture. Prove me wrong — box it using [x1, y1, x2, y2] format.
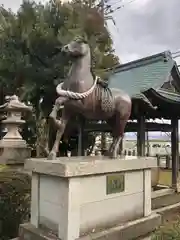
[0, 0, 119, 156]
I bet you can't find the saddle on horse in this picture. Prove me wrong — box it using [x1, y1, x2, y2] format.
[96, 78, 114, 112]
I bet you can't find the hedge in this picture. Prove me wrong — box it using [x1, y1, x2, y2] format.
[0, 166, 31, 239]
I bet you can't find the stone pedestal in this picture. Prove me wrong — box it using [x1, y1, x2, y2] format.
[18, 157, 160, 240]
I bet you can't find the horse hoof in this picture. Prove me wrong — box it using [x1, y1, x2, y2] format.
[47, 152, 56, 160]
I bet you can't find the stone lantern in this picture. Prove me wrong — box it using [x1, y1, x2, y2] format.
[0, 95, 32, 164]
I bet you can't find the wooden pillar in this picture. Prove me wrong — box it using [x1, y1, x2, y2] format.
[137, 116, 145, 157]
[171, 118, 179, 191]
[146, 132, 149, 156]
[166, 155, 171, 169]
[78, 118, 85, 156]
[118, 138, 123, 156]
[0, 121, 3, 139]
[101, 133, 106, 154]
[101, 121, 107, 155]
[157, 155, 161, 167]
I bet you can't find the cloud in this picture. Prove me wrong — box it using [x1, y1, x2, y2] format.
[109, 0, 180, 62]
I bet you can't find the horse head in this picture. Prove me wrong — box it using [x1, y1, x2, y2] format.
[61, 36, 90, 58]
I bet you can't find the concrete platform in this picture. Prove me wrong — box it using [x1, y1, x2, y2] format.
[18, 213, 160, 240]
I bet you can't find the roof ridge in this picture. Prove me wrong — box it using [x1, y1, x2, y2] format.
[109, 51, 172, 74]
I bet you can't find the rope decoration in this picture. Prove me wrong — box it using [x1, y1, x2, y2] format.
[56, 76, 98, 99]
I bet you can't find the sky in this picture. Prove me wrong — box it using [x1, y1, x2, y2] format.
[1, 0, 180, 139]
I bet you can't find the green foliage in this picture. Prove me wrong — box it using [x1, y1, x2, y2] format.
[0, 169, 31, 239]
[152, 215, 180, 239]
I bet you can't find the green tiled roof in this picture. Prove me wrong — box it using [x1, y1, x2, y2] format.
[108, 51, 176, 98]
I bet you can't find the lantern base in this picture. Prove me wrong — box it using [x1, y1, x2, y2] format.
[0, 141, 31, 165]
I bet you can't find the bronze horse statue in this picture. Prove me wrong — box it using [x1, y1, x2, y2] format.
[48, 37, 132, 159]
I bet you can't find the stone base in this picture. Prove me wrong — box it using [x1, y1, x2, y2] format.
[17, 213, 161, 240]
[22, 157, 157, 240]
[0, 146, 31, 164]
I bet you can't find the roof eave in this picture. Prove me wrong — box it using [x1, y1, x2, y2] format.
[148, 88, 180, 104]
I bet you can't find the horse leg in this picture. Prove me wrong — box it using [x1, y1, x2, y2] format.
[110, 136, 122, 159]
[108, 118, 129, 159]
[108, 135, 120, 159]
[49, 96, 67, 128]
[48, 111, 69, 160]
